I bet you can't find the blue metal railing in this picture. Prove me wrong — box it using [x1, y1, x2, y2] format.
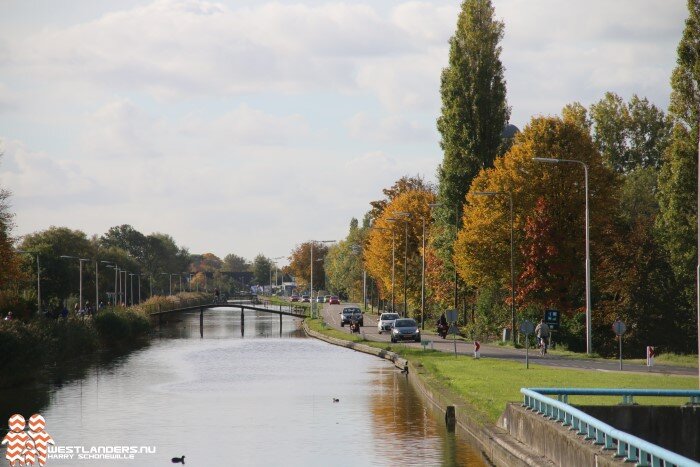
[521, 388, 700, 467]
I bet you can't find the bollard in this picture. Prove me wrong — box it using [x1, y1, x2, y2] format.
[199, 308, 203, 338]
[646, 346, 655, 367]
[445, 406, 456, 432]
[280, 314, 283, 335]
[473, 341, 481, 359]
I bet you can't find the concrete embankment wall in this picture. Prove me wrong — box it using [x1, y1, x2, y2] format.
[303, 322, 553, 467]
[577, 405, 700, 461]
[499, 403, 626, 466]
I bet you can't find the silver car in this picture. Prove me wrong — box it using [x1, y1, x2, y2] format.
[390, 318, 421, 343]
[377, 313, 400, 334]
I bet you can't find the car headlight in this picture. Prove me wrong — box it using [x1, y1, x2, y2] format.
[415, 329, 420, 333]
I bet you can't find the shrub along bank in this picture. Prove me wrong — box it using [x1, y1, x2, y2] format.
[0, 307, 152, 388]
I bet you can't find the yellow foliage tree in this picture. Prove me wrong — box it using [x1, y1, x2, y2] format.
[455, 116, 618, 315]
[364, 189, 435, 315]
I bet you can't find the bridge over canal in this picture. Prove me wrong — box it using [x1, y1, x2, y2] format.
[149, 300, 309, 337]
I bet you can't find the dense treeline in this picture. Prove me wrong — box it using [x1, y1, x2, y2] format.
[323, 0, 699, 357]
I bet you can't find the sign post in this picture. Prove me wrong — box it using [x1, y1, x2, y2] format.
[520, 320, 535, 369]
[612, 319, 627, 371]
[446, 309, 458, 357]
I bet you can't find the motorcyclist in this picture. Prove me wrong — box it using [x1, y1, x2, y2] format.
[437, 313, 448, 338]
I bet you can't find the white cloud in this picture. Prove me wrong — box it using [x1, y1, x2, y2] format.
[346, 112, 431, 142]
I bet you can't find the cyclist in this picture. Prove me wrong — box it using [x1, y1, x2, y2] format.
[535, 319, 550, 355]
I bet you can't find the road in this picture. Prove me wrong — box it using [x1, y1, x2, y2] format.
[319, 302, 696, 376]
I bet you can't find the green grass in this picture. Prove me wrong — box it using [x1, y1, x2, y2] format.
[628, 353, 698, 368]
[306, 318, 698, 424]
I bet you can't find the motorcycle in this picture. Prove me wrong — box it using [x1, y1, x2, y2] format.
[437, 321, 449, 339]
[350, 318, 361, 334]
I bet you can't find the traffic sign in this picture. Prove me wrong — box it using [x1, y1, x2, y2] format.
[544, 309, 560, 330]
[612, 320, 627, 336]
[520, 320, 534, 335]
[446, 309, 458, 323]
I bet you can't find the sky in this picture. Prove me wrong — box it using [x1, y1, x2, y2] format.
[0, 0, 688, 265]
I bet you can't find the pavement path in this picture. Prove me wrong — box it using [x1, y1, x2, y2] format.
[320, 302, 697, 377]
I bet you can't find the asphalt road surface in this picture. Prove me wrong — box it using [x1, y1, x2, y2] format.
[319, 302, 696, 376]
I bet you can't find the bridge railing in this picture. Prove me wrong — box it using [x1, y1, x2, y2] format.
[521, 388, 700, 467]
[142, 296, 214, 315]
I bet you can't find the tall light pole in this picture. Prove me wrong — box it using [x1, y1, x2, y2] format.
[474, 191, 516, 344]
[388, 212, 411, 316]
[370, 226, 392, 311]
[102, 262, 117, 306]
[17, 250, 41, 314]
[60, 255, 89, 310]
[696, 121, 700, 388]
[160, 272, 173, 296]
[310, 240, 334, 318]
[272, 256, 284, 295]
[534, 157, 592, 355]
[429, 203, 459, 310]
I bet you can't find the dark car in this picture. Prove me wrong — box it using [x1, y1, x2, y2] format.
[290, 295, 300, 302]
[340, 307, 363, 327]
[390, 318, 420, 343]
[328, 296, 340, 305]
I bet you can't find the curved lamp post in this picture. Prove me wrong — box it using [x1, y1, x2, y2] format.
[388, 211, 411, 316]
[534, 156, 592, 355]
[473, 191, 516, 344]
[60, 255, 90, 310]
[310, 240, 335, 318]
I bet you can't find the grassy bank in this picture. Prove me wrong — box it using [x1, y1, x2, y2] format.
[0, 306, 152, 388]
[306, 318, 698, 424]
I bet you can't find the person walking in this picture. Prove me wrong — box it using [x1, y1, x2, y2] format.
[535, 319, 550, 355]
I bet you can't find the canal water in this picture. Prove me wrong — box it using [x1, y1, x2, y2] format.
[1, 309, 486, 466]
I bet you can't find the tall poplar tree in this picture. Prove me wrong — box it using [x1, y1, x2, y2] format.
[433, 0, 510, 306]
[657, 0, 700, 307]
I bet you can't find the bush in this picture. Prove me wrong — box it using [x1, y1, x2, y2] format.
[94, 309, 151, 343]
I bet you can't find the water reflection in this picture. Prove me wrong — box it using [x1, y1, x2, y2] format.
[1, 309, 485, 466]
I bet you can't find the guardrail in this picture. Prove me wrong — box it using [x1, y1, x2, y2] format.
[521, 388, 700, 467]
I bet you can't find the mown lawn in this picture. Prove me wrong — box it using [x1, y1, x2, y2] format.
[307, 319, 698, 423]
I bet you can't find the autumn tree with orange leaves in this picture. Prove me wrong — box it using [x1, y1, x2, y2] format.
[455, 116, 618, 333]
[364, 188, 435, 316]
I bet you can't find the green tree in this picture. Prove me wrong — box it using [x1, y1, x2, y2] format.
[434, 0, 510, 310]
[588, 93, 671, 173]
[252, 254, 272, 287]
[562, 102, 591, 132]
[435, 0, 510, 227]
[222, 253, 249, 272]
[325, 219, 365, 301]
[657, 0, 700, 309]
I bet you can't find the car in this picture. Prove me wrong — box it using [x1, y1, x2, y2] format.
[328, 296, 340, 305]
[324, 295, 331, 302]
[340, 307, 363, 327]
[390, 318, 420, 343]
[290, 295, 300, 302]
[377, 313, 400, 334]
[301, 295, 310, 302]
[316, 296, 325, 303]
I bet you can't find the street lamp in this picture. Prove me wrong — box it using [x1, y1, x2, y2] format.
[388, 212, 411, 316]
[271, 257, 284, 295]
[60, 255, 90, 311]
[160, 273, 173, 296]
[17, 250, 41, 314]
[473, 191, 516, 344]
[310, 240, 335, 318]
[102, 262, 117, 306]
[429, 203, 459, 310]
[534, 156, 592, 355]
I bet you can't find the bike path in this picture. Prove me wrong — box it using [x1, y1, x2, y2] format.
[320, 302, 696, 377]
